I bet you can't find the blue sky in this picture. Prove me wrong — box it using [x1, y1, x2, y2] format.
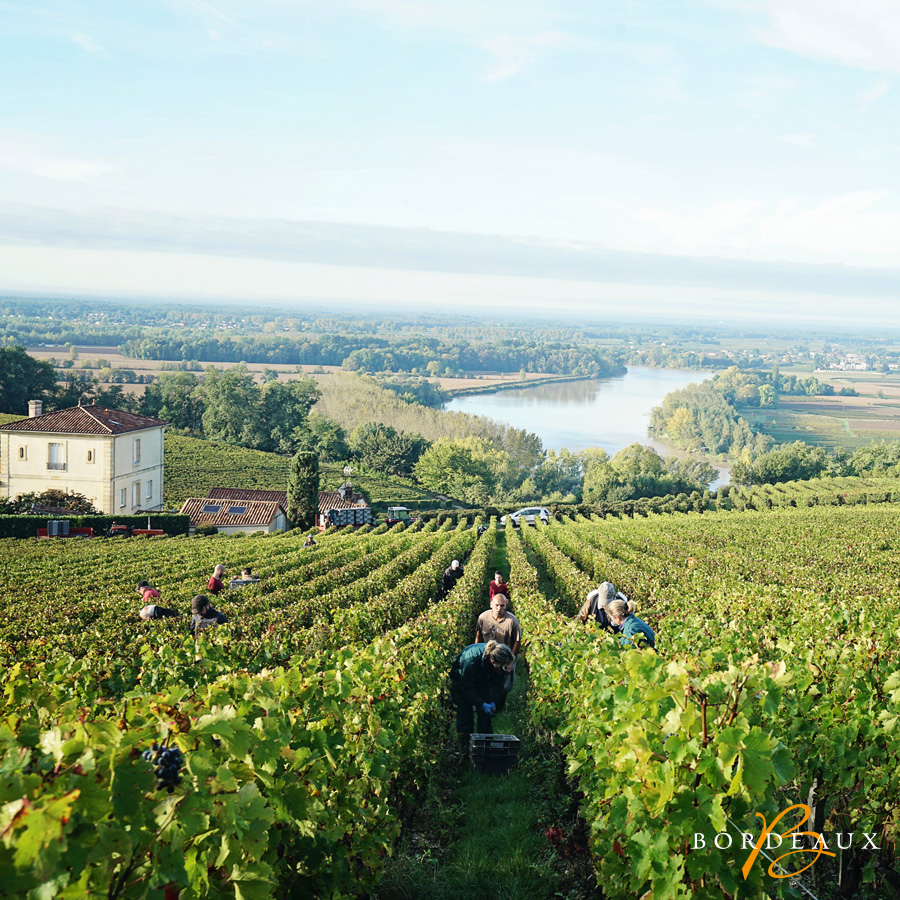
[1, 0, 899, 323]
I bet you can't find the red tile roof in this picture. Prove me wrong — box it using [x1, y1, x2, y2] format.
[1, 405, 167, 435]
[181, 498, 286, 527]
[207, 487, 288, 503]
[318, 491, 368, 513]
[206, 485, 368, 514]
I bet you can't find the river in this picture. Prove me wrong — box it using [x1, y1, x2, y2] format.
[446, 367, 730, 487]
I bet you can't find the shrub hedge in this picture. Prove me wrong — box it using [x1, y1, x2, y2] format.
[0, 514, 190, 540]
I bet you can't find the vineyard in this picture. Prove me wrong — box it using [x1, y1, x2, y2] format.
[163, 433, 442, 509]
[2, 504, 900, 898]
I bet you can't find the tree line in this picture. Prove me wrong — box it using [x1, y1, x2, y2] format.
[118, 333, 625, 378]
[732, 440, 900, 486]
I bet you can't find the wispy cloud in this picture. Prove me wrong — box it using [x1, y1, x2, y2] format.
[859, 78, 891, 109]
[758, 190, 900, 256]
[71, 32, 109, 58]
[779, 133, 816, 148]
[628, 201, 761, 250]
[0, 137, 114, 183]
[158, 0, 238, 28]
[734, 73, 800, 114]
[761, 0, 900, 74]
[479, 31, 572, 81]
[349, 0, 572, 78]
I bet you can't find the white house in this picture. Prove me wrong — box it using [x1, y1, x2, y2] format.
[0, 401, 168, 514]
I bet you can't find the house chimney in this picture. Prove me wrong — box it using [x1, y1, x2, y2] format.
[28, 399, 43, 418]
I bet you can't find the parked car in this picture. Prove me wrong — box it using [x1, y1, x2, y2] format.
[500, 506, 550, 527]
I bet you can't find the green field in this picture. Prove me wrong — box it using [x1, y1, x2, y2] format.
[164, 432, 443, 508]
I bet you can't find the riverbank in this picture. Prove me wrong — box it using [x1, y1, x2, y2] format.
[442, 372, 606, 399]
[446, 366, 730, 487]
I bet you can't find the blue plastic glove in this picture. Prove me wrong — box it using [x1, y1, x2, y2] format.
[481, 702, 495, 716]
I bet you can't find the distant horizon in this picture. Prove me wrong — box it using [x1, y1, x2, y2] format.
[5, 290, 900, 341]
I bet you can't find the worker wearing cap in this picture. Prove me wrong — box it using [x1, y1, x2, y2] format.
[576, 581, 627, 632]
[440, 558, 465, 600]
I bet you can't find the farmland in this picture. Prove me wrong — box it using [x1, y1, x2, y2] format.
[25, 344, 593, 398]
[744, 371, 900, 450]
[2, 502, 900, 898]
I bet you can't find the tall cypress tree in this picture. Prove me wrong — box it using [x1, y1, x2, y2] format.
[287, 450, 319, 529]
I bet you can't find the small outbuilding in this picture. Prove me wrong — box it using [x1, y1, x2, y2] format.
[204, 484, 371, 530]
[180, 497, 288, 535]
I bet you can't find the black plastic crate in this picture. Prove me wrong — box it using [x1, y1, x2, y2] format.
[469, 734, 520, 776]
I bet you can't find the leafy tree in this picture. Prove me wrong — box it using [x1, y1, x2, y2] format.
[731, 441, 828, 486]
[413, 438, 499, 504]
[260, 377, 320, 453]
[758, 384, 778, 407]
[378, 376, 448, 408]
[0, 346, 57, 415]
[140, 372, 204, 431]
[3, 489, 101, 515]
[49, 374, 139, 413]
[827, 446, 854, 477]
[287, 450, 319, 529]
[52, 372, 97, 410]
[650, 379, 764, 456]
[198, 366, 266, 449]
[850, 440, 900, 476]
[666, 407, 700, 449]
[583, 443, 716, 502]
[304, 413, 349, 461]
[536, 448, 587, 499]
[350, 422, 430, 476]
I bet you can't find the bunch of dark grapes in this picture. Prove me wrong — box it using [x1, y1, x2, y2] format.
[141, 743, 185, 794]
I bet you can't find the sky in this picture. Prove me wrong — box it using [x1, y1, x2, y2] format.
[1, 0, 899, 324]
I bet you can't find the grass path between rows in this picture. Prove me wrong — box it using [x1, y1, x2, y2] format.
[373, 531, 600, 900]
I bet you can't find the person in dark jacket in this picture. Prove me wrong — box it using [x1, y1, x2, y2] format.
[190, 594, 228, 636]
[449, 640, 515, 749]
[440, 559, 465, 600]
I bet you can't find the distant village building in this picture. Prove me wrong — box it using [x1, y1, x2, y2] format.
[0, 401, 167, 514]
[203, 483, 370, 530]
[180, 497, 288, 535]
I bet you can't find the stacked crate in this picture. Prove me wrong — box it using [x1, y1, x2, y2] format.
[468, 734, 521, 776]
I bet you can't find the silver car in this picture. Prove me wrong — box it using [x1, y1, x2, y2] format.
[500, 506, 550, 527]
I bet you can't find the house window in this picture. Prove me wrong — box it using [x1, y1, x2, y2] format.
[47, 442, 66, 470]
[17, 446, 25, 460]
[132, 482, 140, 508]
[119, 488, 126, 508]
[146, 480, 153, 500]
[86, 449, 95, 464]
[133, 439, 141, 465]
